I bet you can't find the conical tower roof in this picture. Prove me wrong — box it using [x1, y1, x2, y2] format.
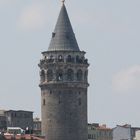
[48, 3, 80, 51]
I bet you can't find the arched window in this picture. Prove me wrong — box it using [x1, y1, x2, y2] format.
[58, 91, 61, 104]
[50, 55, 53, 59]
[67, 69, 74, 81]
[67, 55, 72, 62]
[47, 69, 53, 82]
[40, 70, 45, 82]
[77, 69, 83, 81]
[84, 71, 88, 81]
[58, 55, 63, 62]
[76, 55, 79, 63]
[50, 90, 52, 94]
[56, 69, 63, 81]
[49, 55, 54, 62]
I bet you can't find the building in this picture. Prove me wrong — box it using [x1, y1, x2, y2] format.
[4, 110, 33, 130]
[33, 118, 41, 135]
[134, 130, 140, 140]
[88, 123, 112, 140]
[132, 127, 140, 139]
[113, 124, 140, 140]
[113, 124, 132, 140]
[38, 1, 89, 140]
[0, 110, 6, 131]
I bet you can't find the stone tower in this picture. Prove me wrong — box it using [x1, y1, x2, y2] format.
[39, 2, 89, 140]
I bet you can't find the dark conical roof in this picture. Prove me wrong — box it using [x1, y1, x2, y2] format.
[48, 4, 80, 51]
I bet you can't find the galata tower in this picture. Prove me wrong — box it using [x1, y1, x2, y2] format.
[39, 1, 89, 140]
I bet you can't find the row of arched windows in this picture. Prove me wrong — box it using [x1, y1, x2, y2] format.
[44, 55, 87, 64]
[40, 69, 88, 82]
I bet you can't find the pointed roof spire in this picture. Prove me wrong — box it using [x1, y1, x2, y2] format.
[48, 3, 80, 51]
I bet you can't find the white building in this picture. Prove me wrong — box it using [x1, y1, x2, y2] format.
[113, 124, 140, 140]
[134, 130, 140, 140]
[113, 124, 132, 140]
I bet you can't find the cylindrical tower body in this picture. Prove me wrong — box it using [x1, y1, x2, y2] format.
[38, 3, 89, 140]
[39, 51, 89, 140]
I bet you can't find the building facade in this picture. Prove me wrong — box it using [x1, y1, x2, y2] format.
[0, 110, 6, 131]
[39, 2, 89, 140]
[4, 110, 33, 130]
[33, 118, 41, 135]
[134, 130, 140, 140]
[113, 124, 140, 140]
[88, 123, 112, 140]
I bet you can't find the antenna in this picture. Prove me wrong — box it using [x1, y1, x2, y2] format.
[61, 0, 65, 5]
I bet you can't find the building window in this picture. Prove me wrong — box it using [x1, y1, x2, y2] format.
[67, 69, 74, 81]
[77, 69, 83, 81]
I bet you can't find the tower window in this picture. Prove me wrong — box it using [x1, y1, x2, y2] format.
[43, 99, 46, 106]
[47, 69, 53, 82]
[76, 55, 83, 63]
[58, 55, 63, 62]
[49, 55, 54, 62]
[67, 55, 72, 62]
[40, 70, 45, 82]
[67, 69, 74, 81]
[52, 32, 56, 38]
[76, 55, 79, 63]
[77, 69, 83, 81]
[84, 71, 88, 81]
[56, 70, 63, 81]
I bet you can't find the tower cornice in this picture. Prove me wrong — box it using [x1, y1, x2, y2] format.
[39, 82, 89, 89]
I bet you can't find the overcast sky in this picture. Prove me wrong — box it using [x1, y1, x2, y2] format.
[0, 0, 140, 128]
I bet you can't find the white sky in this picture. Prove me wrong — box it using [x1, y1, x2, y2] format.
[0, 0, 140, 128]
